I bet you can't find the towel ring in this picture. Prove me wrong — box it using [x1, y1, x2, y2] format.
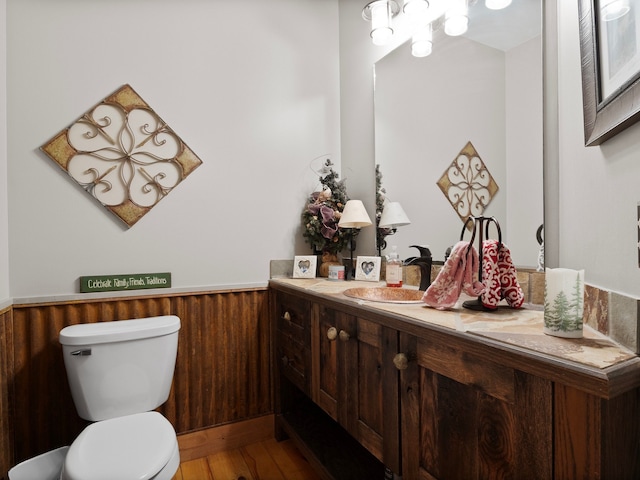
[484, 216, 502, 249]
[459, 215, 504, 312]
[460, 216, 477, 246]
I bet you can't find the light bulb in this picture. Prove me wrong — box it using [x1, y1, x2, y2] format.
[444, 0, 468, 36]
[485, 0, 511, 10]
[601, 0, 630, 21]
[412, 24, 433, 57]
[404, 0, 430, 25]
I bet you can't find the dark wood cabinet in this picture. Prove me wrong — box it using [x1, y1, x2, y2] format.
[274, 291, 312, 396]
[313, 304, 400, 473]
[398, 332, 553, 480]
[271, 280, 640, 480]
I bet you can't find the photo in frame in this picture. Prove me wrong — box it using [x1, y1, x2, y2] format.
[293, 255, 317, 278]
[578, 0, 640, 145]
[355, 256, 381, 282]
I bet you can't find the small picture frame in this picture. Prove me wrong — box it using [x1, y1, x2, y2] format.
[355, 256, 381, 282]
[293, 255, 317, 278]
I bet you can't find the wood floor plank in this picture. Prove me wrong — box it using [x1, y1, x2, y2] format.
[264, 438, 322, 480]
[176, 457, 212, 479]
[174, 437, 320, 480]
[241, 441, 286, 480]
[208, 448, 255, 480]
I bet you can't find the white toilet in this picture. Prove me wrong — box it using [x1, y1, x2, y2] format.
[58, 315, 181, 480]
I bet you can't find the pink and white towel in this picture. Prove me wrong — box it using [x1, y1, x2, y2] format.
[481, 239, 524, 309]
[422, 241, 485, 310]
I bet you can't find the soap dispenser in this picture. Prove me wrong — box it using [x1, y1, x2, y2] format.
[386, 246, 403, 288]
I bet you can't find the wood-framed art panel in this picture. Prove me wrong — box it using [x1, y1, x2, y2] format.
[578, 0, 640, 146]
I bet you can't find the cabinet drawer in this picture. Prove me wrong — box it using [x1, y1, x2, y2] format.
[275, 292, 311, 394]
[276, 331, 310, 393]
[275, 292, 311, 345]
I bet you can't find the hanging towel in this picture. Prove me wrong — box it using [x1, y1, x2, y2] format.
[422, 241, 485, 310]
[481, 239, 524, 309]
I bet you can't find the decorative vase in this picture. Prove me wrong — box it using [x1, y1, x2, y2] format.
[319, 251, 341, 277]
[543, 268, 585, 338]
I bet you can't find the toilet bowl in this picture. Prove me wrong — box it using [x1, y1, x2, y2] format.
[60, 412, 180, 480]
[58, 316, 181, 480]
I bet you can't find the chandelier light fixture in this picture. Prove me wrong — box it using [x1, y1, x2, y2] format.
[363, 0, 512, 58]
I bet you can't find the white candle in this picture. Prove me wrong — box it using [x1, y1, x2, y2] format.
[544, 268, 585, 338]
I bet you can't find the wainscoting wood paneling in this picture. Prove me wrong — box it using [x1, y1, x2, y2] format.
[4, 288, 272, 475]
[0, 307, 14, 480]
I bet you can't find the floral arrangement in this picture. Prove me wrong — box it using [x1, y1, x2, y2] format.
[302, 159, 351, 255]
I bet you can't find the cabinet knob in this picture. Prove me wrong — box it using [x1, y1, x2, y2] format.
[393, 353, 410, 370]
[339, 330, 351, 342]
[327, 326, 338, 341]
[281, 355, 292, 366]
[283, 311, 291, 321]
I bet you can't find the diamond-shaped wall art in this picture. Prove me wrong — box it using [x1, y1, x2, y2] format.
[41, 84, 203, 228]
[437, 141, 499, 228]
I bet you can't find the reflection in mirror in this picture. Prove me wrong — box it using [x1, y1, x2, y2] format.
[374, 0, 542, 268]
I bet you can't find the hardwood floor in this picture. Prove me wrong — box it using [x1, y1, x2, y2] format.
[173, 438, 322, 480]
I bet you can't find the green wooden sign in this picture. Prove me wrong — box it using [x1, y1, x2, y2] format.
[80, 272, 171, 293]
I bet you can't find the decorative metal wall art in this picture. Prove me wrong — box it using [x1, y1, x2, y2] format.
[437, 141, 498, 228]
[41, 84, 203, 227]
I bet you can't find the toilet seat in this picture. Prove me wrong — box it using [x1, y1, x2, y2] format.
[61, 411, 178, 480]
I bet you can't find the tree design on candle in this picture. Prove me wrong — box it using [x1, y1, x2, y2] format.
[544, 268, 585, 338]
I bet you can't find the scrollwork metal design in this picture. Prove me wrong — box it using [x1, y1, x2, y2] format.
[41, 84, 203, 227]
[437, 141, 499, 228]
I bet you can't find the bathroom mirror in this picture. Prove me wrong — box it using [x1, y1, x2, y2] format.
[374, 0, 543, 268]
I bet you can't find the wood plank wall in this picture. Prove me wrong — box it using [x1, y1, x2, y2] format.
[0, 307, 14, 480]
[0, 288, 271, 478]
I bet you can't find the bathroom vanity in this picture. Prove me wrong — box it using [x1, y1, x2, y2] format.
[270, 278, 640, 480]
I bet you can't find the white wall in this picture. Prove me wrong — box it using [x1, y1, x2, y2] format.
[7, 0, 340, 298]
[557, 1, 640, 298]
[374, 38, 507, 263]
[5, 0, 640, 300]
[338, 0, 412, 257]
[0, 0, 8, 304]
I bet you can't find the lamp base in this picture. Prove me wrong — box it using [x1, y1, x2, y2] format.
[343, 258, 355, 281]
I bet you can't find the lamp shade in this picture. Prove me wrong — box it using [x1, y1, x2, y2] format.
[379, 202, 411, 228]
[339, 200, 373, 228]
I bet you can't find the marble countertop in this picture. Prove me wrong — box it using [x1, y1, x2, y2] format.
[271, 277, 636, 370]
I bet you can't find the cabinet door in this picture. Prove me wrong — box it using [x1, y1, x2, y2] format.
[274, 292, 311, 395]
[313, 303, 341, 419]
[313, 304, 400, 473]
[399, 332, 552, 480]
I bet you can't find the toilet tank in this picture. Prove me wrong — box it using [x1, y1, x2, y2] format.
[59, 315, 181, 421]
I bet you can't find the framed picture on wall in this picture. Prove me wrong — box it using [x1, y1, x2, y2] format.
[293, 255, 317, 278]
[578, 0, 640, 145]
[355, 256, 381, 282]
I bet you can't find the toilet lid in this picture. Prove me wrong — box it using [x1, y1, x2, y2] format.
[64, 411, 177, 480]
